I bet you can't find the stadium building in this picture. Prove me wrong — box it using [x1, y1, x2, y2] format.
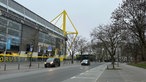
[0, 0, 65, 60]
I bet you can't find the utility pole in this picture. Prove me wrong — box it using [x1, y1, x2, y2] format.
[29, 39, 35, 68]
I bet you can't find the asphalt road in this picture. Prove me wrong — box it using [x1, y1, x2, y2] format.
[0, 62, 103, 82]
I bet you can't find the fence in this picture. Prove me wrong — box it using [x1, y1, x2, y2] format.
[0, 54, 80, 71]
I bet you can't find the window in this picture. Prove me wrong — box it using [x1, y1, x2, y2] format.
[8, 29, 20, 37]
[0, 43, 5, 50]
[38, 38, 43, 43]
[0, 35, 6, 42]
[11, 38, 20, 46]
[44, 39, 49, 44]
[10, 45, 19, 51]
[8, 0, 24, 13]
[8, 21, 21, 30]
[0, 26, 6, 35]
[0, 0, 7, 5]
[39, 32, 45, 39]
[0, 17, 7, 26]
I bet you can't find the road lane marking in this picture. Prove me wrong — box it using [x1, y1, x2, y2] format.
[80, 73, 84, 75]
[70, 76, 76, 79]
[74, 76, 95, 79]
[48, 69, 54, 71]
[86, 71, 89, 72]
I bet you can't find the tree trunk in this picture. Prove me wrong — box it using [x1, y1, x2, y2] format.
[80, 51, 83, 62]
[141, 46, 146, 61]
[127, 55, 129, 63]
[111, 56, 115, 69]
[140, 42, 146, 61]
[144, 45, 146, 61]
[134, 54, 137, 64]
[71, 51, 74, 64]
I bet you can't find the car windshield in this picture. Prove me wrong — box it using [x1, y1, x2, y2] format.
[46, 58, 54, 62]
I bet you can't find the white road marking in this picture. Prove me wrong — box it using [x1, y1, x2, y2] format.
[86, 71, 89, 72]
[62, 63, 109, 82]
[70, 76, 76, 79]
[48, 69, 54, 71]
[80, 73, 84, 75]
[75, 76, 95, 79]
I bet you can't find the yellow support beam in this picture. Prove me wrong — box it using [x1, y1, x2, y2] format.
[51, 12, 63, 23]
[63, 10, 67, 36]
[51, 10, 78, 54]
[66, 13, 78, 35]
[67, 32, 78, 34]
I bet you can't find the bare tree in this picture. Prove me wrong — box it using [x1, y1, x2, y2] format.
[112, 0, 146, 61]
[67, 35, 87, 63]
[91, 40, 105, 62]
[78, 36, 87, 61]
[67, 35, 78, 64]
[91, 24, 122, 69]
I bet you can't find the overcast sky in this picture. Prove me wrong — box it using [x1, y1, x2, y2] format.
[14, 0, 122, 40]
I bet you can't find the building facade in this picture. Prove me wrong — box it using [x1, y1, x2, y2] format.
[0, 0, 65, 58]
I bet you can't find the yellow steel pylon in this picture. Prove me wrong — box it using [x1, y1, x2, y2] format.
[51, 10, 78, 52]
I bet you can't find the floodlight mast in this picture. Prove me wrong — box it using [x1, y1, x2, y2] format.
[51, 10, 78, 55]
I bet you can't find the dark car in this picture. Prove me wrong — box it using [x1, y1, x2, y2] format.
[81, 59, 90, 66]
[44, 58, 60, 68]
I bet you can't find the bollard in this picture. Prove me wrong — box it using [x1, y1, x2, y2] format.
[4, 64, 6, 71]
[18, 63, 20, 70]
[29, 65, 31, 69]
[107, 65, 109, 70]
[38, 63, 40, 68]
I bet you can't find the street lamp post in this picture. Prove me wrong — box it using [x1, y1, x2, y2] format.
[4, 25, 9, 71]
[29, 42, 34, 68]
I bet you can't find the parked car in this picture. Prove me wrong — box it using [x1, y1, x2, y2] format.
[44, 58, 60, 68]
[81, 59, 90, 66]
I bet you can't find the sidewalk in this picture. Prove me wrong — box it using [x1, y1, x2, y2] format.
[97, 63, 146, 82]
[61, 63, 108, 82]
[0, 62, 44, 75]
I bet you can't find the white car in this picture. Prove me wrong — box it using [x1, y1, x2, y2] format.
[81, 59, 90, 66]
